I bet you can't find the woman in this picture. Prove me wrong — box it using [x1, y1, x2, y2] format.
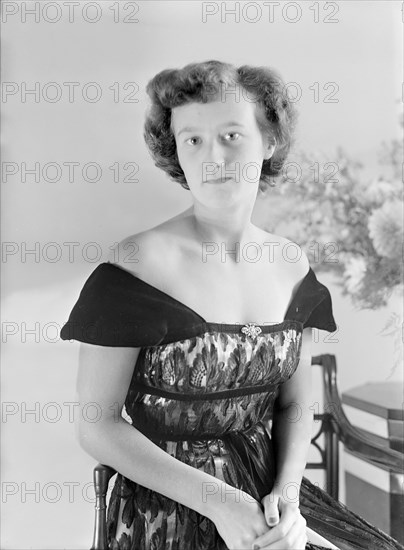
[61, 60, 403, 550]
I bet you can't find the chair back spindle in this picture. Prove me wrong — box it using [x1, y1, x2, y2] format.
[90, 464, 117, 550]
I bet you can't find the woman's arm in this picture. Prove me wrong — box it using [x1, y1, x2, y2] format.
[75, 342, 239, 520]
[271, 326, 314, 498]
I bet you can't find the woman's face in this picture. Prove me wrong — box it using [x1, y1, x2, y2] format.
[171, 91, 275, 208]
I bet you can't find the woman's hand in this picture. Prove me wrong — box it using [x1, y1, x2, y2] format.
[250, 490, 308, 549]
[210, 487, 273, 550]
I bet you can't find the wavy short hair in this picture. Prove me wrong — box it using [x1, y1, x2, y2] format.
[143, 60, 298, 194]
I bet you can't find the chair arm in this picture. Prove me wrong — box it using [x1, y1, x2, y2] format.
[329, 401, 403, 473]
[313, 354, 404, 474]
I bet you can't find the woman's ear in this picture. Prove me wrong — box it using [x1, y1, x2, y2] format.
[263, 135, 277, 160]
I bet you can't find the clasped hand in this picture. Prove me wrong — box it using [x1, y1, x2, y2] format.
[212, 486, 307, 550]
[251, 490, 308, 550]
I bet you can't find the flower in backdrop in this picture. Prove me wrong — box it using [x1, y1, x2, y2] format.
[368, 199, 402, 260]
[262, 127, 403, 377]
[341, 255, 367, 295]
[265, 146, 403, 310]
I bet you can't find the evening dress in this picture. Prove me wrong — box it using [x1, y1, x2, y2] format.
[60, 261, 404, 550]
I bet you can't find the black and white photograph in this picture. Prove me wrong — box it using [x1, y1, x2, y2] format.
[2, 1, 403, 549]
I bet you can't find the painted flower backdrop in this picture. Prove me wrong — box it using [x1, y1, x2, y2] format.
[264, 120, 403, 375]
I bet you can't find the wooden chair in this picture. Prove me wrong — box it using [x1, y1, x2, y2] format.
[89, 354, 404, 550]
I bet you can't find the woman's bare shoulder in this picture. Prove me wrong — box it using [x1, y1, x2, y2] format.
[106, 223, 181, 276]
[259, 228, 310, 281]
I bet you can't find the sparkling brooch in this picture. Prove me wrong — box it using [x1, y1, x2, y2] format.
[241, 322, 262, 340]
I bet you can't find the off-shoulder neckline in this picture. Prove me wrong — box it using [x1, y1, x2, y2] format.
[100, 261, 315, 333]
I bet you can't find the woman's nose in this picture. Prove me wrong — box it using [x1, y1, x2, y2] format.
[205, 141, 226, 178]
[208, 140, 226, 163]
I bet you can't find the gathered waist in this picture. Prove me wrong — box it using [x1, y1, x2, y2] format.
[131, 380, 278, 401]
[136, 421, 269, 444]
[135, 421, 275, 501]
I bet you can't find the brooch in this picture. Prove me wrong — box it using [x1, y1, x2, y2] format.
[241, 322, 262, 340]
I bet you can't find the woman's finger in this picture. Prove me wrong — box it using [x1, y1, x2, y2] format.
[251, 512, 298, 547]
[295, 527, 309, 550]
[252, 508, 306, 549]
[254, 525, 307, 550]
[261, 493, 280, 526]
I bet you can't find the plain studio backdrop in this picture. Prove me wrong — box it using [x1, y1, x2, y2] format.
[1, 1, 402, 548]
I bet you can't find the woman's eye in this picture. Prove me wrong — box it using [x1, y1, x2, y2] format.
[186, 137, 201, 146]
[224, 132, 240, 141]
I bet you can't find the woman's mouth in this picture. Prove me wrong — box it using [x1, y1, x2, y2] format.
[206, 177, 232, 184]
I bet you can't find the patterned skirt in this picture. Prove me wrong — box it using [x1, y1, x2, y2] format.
[106, 423, 404, 550]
